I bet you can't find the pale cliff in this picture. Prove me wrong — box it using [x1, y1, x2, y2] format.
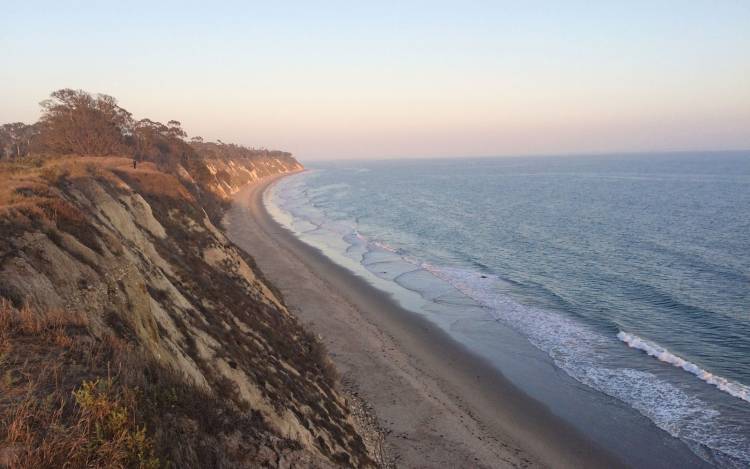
[0, 155, 375, 468]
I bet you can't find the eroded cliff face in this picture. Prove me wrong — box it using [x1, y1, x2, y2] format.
[201, 155, 303, 198]
[0, 156, 373, 467]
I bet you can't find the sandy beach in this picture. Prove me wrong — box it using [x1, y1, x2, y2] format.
[225, 173, 623, 468]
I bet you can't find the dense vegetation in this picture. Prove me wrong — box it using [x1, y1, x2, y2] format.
[0, 89, 293, 168]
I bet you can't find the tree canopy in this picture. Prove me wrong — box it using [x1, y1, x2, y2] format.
[0, 89, 292, 169]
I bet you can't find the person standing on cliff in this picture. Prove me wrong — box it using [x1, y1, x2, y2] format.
[133, 158, 137, 169]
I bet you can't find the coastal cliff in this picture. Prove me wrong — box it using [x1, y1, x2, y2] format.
[0, 90, 376, 468]
[191, 142, 303, 199]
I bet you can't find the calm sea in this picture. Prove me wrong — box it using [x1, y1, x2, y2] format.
[266, 152, 750, 467]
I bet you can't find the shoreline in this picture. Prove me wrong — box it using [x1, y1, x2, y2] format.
[225, 172, 623, 468]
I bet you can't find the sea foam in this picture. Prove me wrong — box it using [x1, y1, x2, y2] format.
[267, 170, 750, 466]
[618, 331, 750, 403]
[419, 264, 749, 464]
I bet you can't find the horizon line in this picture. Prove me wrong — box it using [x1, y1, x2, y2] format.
[299, 148, 750, 163]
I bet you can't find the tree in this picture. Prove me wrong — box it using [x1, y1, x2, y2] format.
[0, 88, 294, 170]
[167, 120, 186, 140]
[130, 118, 196, 170]
[37, 89, 133, 155]
[0, 122, 38, 160]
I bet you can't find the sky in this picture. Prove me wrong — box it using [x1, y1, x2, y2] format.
[1, 1, 749, 161]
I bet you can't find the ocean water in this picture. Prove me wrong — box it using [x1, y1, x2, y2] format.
[265, 152, 750, 467]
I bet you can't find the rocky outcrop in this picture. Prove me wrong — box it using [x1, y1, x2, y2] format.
[0, 156, 374, 467]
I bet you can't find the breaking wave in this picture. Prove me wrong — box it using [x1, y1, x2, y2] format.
[618, 331, 750, 403]
[266, 168, 750, 467]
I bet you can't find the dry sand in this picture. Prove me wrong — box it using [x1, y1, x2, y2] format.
[225, 173, 623, 468]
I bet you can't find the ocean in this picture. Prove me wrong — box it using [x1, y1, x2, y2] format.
[265, 151, 750, 468]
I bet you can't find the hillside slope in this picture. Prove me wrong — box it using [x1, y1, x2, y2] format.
[0, 155, 375, 468]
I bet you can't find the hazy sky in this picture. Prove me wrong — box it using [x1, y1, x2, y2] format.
[2, 1, 749, 161]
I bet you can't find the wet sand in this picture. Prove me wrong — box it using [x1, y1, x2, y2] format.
[225, 173, 623, 468]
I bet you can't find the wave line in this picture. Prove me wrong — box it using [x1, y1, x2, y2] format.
[618, 331, 750, 404]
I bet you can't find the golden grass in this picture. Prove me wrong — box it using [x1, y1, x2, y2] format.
[0, 301, 87, 344]
[0, 155, 189, 254]
[0, 301, 160, 468]
[0, 299, 280, 468]
[113, 168, 195, 201]
[0, 156, 193, 224]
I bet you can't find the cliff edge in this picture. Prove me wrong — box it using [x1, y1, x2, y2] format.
[0, 90, 377, 468]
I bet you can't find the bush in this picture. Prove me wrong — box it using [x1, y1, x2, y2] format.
[73, 379, 160, 468]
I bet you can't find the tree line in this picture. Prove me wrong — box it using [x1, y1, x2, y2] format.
[0, 89, 293, 168]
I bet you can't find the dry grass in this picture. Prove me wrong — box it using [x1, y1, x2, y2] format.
[0, 301, 87, 345]
[0, 300, 300, 468]
[0, 300, 159, 468]
[3, 379, 160, 469]
[113, 168, 195, 201]
[0, 156, 133, 254]
[41, 198, 103, 253]
[0, 156, 134, 210]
